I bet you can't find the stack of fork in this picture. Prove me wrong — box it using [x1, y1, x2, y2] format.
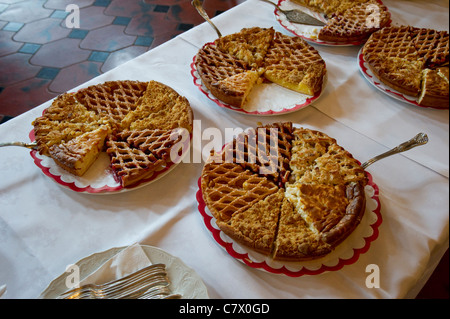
[58, 264, 181, 299]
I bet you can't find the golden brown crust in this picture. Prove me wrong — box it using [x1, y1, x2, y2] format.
[217, 190, 284, 255]
[215, 27, 275, 68]
[49, 126, 110, 176]
[318, 1, 391, 43]
[272, 197, 332, 261]
[121, 81, 193, 133]
[33, 80, 194, 185]
[264, 33, 326, 96]
[195, 28, 326, 108]
[201, 122, 368, 261]
[363, 26, 449, 107]
[418, 67, 450, 108]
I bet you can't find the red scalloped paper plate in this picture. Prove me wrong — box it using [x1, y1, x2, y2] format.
[191, 45, 326, 116]
[274, 0, 390, 46]
[358, 48, 446, 109]
[196, 172, 381, 277]
[29, 129, 192, 195]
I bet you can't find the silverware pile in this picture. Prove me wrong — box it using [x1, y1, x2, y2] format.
[58, 264, 181, 299]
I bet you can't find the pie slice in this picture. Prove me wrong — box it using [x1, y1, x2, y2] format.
[195, 44, 251, 108]
[201, 161, 279, 222]
[121, 128, 185, 164]
[290, 128, 367, 185]
[412, 28, 449, 67]
[121, 80, 193, 133]
[264, 32, 326, 96]
[318, 1, 390, 43]
[75, 80, 148, 128]
[49, 125, 110, 177]
[106, 136, 165, 188]
[32, 93, 108, 156]
[222, 122, 294, 186]
[272, 197, 332, 261]
[418, 67, 450, 108]
[215, 27, 275, 68]
[212, 70, 262, 108]
[217, 190, 284, 255]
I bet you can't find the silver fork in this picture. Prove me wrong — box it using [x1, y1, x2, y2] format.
[59, 264, 169, 299]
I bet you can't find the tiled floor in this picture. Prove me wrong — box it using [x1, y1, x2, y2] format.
[0, 0, 448, 300]
[0, 0, 245, 119]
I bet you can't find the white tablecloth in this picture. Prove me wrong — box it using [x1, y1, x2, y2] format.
[0, 0, 448, 299]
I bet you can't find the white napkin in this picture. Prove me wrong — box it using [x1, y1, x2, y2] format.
[80, 243, 153, 286]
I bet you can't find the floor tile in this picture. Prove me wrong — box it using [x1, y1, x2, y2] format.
[30, 38, 90, 68]
[18, 43, 41, 54]
[135, 36, 154, 47]
[50, 10, 70, 19]
[0, 53, 41, 86]
[78, 6, 115, 30]
[113, 16, 132, 26]
[0, 4, 8, 13]
[88, 51, 110, 63]
[0, 30, 21, 56]
[0, 78, 55, 116]
[126, 12, 177, 37]
[68, 29, 89, 39]
[44, 0, 95, 10]
[0, 0, 52, 24]
[2, 21, 23, 32]
[80, 25, 136, 51]
[93, 0, 112, 7]
[36, 67, 60, 80]
[13, 18, 71, 44]
[104, 0, 153, 18]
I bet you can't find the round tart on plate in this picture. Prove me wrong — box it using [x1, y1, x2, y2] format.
[194, 27, 327, 110]
[200, 122, 368, 261]
[32, 80, 193, 188]
[280, 0, 391, 45]
[362, 26, 449, 109]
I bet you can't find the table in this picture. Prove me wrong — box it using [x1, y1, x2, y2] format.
[0, 0, 448, 299]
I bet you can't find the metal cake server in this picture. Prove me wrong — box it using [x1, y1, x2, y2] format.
[361, 133, 429, 169]
[192, 0, 222, 38]
[0, 141, 37, 150]
[259, 0, 325, 26]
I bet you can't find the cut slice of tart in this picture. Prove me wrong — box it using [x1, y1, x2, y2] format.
[216, 190, 284, 255]
[418, 67, 450, 108]
[212, 70, 262, 108]
[215, 27, 275, 68]
[49, 125, 110, 176]
[272, 196, 332, 261]
[264, 32, 326, 96]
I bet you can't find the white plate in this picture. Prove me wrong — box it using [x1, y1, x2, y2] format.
[191, 50, 326, 116]
[274, 0, 389, 46]
[39, 245, 209, 299]
[29, 130, 192, 195]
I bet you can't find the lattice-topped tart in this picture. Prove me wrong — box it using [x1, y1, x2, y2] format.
[201, 122, 368, 261]
[362, 26, 449, 108]
[32, 80, 193, 188]
[195, 27, 326, 109]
